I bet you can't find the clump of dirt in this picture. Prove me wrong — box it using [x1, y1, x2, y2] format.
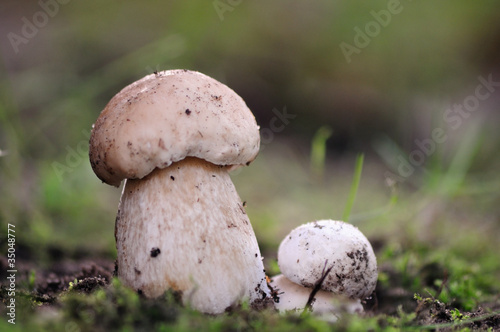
[0, 242, 114, 306]
[415, 298, 500, 330]
[250, 296, 276, 311]
[70, 275, 109, 293]
[36, 261, 114, 296]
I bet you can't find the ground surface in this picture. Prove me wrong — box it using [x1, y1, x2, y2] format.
[1, 241, 499, 331]
[1, 147, 500, 331]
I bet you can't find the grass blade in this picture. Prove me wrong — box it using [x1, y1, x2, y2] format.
[342, 154, 364, 222]
[310, 126, 333, 181]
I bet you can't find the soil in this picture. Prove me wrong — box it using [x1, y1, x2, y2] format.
[0, 243, 115, 303]
[1, 243, 499, 331]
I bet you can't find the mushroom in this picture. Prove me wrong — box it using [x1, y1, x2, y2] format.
[270, 220, 377, 319]
[270, 274, 363, 321]
[89, 69, 270, 314]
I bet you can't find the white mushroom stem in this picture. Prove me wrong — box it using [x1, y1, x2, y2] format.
[271, 274, 363, 321]
[115, 157, 269, 314]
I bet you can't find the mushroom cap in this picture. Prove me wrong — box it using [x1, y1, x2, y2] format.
[89, 69, 260, 186]
[277, 220, 377, 299]
[270, 274, 363, 318]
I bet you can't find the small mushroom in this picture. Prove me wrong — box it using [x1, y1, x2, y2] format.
[89, 70, 269, 314]
[270, 274, 363, 321]
[270, 220, 377, 319]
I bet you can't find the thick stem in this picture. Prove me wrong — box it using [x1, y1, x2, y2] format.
[115, 157, 269, 314]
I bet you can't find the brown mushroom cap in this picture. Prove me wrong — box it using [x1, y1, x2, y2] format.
[89, 69, 260, 186]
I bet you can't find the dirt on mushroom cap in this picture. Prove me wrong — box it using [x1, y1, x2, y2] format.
[277, 220, 378, 300]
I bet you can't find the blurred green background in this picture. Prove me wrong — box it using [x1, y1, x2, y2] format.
[1, 0, 500, 287]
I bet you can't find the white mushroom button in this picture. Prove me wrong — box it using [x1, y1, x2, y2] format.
[272, 220, 377, 316]
[89, 70, 269, 314]
[270, 274, 363, 321]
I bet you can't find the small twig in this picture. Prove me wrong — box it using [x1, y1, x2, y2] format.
[303, 260, 333, 314]
[434, 268, 448, 299]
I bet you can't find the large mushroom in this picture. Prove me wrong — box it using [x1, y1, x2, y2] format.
[89, 69, 270, 314]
